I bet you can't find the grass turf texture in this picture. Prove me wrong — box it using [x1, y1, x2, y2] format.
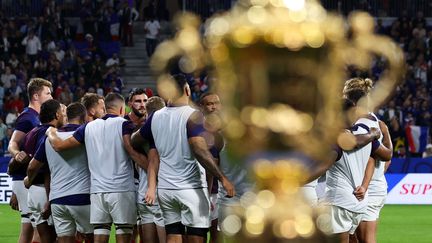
[0, 204, 431, 242]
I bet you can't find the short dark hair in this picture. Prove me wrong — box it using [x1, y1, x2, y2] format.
[172, 74, 188, 93]
[145, 96, 165, 114]
[81, 93, 104, 110]
[67, 102, 86, 122]
[128, 88, 146, 102]
[40, 99, 61, 124]
[105, 92, 125, 110]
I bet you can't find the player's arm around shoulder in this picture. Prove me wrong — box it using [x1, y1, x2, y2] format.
[46, 126, 81, 152]
[372, 121, 393, 161]
[123, 133, 149, 170]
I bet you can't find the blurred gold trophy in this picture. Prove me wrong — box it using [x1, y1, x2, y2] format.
[151, 0, 405, 241]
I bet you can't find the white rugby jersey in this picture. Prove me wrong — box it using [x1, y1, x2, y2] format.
[356, 113, 388, 197]
[84, 116, 135, 193]
[45, 129, 90, 201]
[151, 106, 207, 190]
[325, 125, 372, 213]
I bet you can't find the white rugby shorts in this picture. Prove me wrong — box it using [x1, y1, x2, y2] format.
[158, 188, 210, 228]
[51, 204, 93, 236]
[362, 195, 386, 222]
[329, 205, 363, 234]
[90, 192, 137, 225]
[12, 180, 31, 223]
[137, 202, 164, 227]
[27, 185, 53, 226]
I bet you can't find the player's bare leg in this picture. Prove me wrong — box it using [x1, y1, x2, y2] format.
[32, 228, 41, 243]
[349, 233, 359, 243]
[337, 232, 349, 243]
[57, 236, 75, 243]
[94, 234, 109, 243]
[209, 219, 218, 243]
[186, 235, 205, 243]
[36, 222, 56, 243]
[356, 221, 377, 243]
[115, 234, 133, 243]
[167, 234, 182, 243]
[156, 225, 166, 243]
[140, 223, 158, 243]
[18, 221, 33, 243]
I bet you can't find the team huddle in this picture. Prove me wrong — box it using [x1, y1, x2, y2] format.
[302, 77, 393, 243]
[6, 75, 392, 243]
[6, 74, 242, 243]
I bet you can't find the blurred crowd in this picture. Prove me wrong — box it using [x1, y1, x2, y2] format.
[349, 11, 432, 158]
[1, 1, 432, 158]
[0, 0, 145, 153]
[322, 0, 432, 17]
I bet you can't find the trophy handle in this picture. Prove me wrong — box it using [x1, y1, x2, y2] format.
[348, 12, 405, 111]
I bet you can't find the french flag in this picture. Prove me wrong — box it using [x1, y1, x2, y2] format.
[405, 125, 429, 153]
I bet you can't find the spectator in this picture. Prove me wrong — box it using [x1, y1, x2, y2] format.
[21, 30, 42, 63]
[54, 45, 65, 61]
[7, 79, 23, 97]
[5, 107, 18, 128]
[1, 65, 15, 89]
[95, 82, 104, 96]
[106, 53, 119, 68]
[0, 29, 10, 61]
[8, 53, 19, 69]
[60, 21, 76, 42]
[118, 2, 139, 46]
[422, 144, 432, 158]
[109, 6, 120, 41]
[58, 84, 73, 105]
[144, 15, 160, 57]
[5, 94, 24, 113]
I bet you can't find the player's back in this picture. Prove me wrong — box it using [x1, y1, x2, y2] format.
[356, 113, 387, 197]
[151, 106, 206, 190]
[45, 125, 90, 201]
[326, 125, 371, 213]
[84, 116, 134, 193]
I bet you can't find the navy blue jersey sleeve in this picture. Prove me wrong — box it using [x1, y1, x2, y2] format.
[15, 118, 35, 134]
[139, 113, 155, 149]
[34, 138, 48, 164]
[122, 120, 135, 136]
[209, 146, 220, 159]
[370, 140, 381, 155]
[187, 111, 206, 138]
[72, 123, 87, 144]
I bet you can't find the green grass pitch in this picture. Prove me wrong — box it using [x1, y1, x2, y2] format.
[0, 204, 431, 242]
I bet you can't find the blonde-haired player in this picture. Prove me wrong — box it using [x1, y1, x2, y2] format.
[343, 77, 393, 243]
[8, 78, 52, 243]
